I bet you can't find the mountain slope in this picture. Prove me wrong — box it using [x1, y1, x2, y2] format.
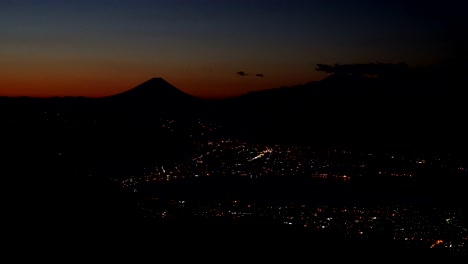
[209, 70, 466, 154]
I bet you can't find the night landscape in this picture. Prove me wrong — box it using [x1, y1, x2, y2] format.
[1, 0, 467, 259]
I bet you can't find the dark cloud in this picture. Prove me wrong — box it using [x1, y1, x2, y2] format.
[316, 63, 409, 76]
[236, 71, 248, 76]
[256, 74, 264, 77]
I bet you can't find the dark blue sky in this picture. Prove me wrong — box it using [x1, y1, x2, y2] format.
[1, 0, 463, 98]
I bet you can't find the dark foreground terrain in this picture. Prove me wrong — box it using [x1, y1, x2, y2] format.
[6, 165, 465, 260]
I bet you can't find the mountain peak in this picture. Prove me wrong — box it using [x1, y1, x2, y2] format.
[146, 77, 169, 84]
[137, 77, 176, 90]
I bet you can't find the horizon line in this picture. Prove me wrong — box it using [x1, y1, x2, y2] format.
[0, 77, 325, 100]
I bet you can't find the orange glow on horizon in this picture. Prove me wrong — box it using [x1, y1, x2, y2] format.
[1, 72, 325, 99]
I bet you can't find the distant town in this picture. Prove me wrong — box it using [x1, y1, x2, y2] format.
[117, 118, 467, 186]
[99, 118, 468, 255]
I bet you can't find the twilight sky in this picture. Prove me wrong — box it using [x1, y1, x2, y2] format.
[0, 0, 463, 98]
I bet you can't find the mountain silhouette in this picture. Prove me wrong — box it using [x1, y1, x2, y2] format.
[102, 77, 204, 118]
[110, 78, 196, 101]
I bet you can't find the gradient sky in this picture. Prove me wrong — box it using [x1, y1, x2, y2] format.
[0, 0, 463, 98]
